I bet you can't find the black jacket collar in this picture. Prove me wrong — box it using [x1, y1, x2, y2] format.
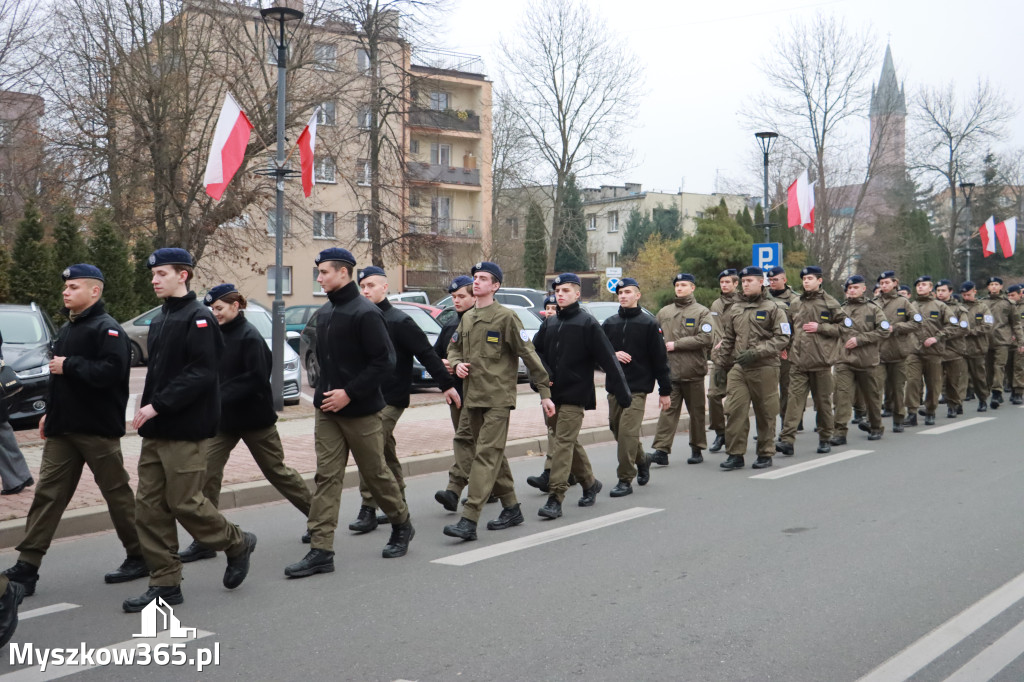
[328, 281, 360, 305]
[618, 305, 642, 318]
[556, 301, 581, 319]
[164, 291, 197, 312]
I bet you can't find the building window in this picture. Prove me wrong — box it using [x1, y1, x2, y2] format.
[357, 106, 371, 129]
[695, 211, 705, 219]
[316, 102, 336, 126]
[409, 191, 420, 208]
[266, 37, 289, 64]
[607, 252, 618, 267]
[315, 157, 336, 183]
[356, 48, 370, 74]
[313, 42, 336, 70]
[356, 160, 371, 185]
[428, 91, 448, 111]
[313, 211, 336, 239]
[607, 211, 619, 233]
[0, 121, 12, 146]
[587, 214, 596, 231]
[357, 213, 370, 241]
[589, 253, 598, 270]
[313, 267, 326, 296]
[266, 265, 292, 295]
[409, 139, 419, 154]
[507, 216, 519, 239]
[430, 143, 451, 167]
[266, 210, 291, 237]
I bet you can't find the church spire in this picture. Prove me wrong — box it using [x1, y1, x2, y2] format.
[870, 44, 906, 117]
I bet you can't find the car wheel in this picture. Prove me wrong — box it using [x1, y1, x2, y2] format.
[129, 341, 144, 367]
[306, 353, 320, 389]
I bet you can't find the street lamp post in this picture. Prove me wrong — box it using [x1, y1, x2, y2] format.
[261, 2, 303, 411]
[959, 181, 976, 282]
[754, 131, 779, 243]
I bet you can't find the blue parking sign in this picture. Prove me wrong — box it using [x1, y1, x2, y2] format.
[752, 243, 782, 270]
[606, 278, 621, 294]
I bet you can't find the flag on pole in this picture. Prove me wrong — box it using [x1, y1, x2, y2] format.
[297, 108, 319, 198]
[787, 170, 814, 232]
[994, 217, 1017, 258]
[204, 93, 253, 200]
[980, 216, 996, 258]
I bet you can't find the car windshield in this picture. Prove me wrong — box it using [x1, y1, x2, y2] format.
[509, 307, 541, 330]
[396, 305, 441, 334]
[583, 302, 619, 323]
[0, 310, 47, 344]
[244, 306, 274, 339]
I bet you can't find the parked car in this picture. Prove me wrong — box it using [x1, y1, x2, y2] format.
[285, 304, 323, 352]
[433, 287, 548, 311]
[386, 290, 431, 306]
[299, 301, 443, 390]
[0, 303, 57, 429]
[581, 301, 655, 324]
[121, 302, 301, 405]
[435, 305, 542, 382]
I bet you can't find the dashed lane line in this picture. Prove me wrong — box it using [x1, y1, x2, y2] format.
[18, 603, 80, 622]
[749, 450, 874, 480]
[942, 616, 1024, 682]
[918, 417, 995, 435]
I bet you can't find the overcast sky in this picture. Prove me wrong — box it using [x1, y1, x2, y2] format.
[436, 0, 1024, 197]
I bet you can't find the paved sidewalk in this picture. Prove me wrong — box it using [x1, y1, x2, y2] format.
[0, 383, 701, 548]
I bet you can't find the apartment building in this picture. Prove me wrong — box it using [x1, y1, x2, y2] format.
[0, 91, 45, 229]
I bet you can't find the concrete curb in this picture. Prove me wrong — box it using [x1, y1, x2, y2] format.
[0, 415, 691, 550]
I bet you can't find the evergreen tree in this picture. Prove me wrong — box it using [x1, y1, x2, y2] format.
[0, 227, 11, 302]
[132, 234, 160, 312]
[675, 202, 753, 285]
[554, 174, 587, 272]
[523, 201, 548, 289]
[619, 208, 651, 260]
[11, 201, 57, 313]
[736, 206, 754, 229]
[89, 209, 137, 321]
[52, 202, 88, 271]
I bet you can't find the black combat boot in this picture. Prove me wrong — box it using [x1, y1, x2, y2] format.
[486, 504, 524, 530]
[851, 409, 865, 425]
[382, 519, 415, 558]
[817, 441, 832, 453]
[0, 580, 25, 649]
[978, 400, 988, 412]
[1012, 392, 1023, 405]
[538, 495, 562, 519]
[687, 448, 703, 464]
[2, 561, 38, 597]
[122, 585, 183, 613]
[578, 479, 603, 507]
[709, 433, 725, 452]
[636, 453, 652, 484]
[348, 505, 379, 533]
[904, 414, 918, 426]
[284, 549, 335, 578]
[223, 532, 257, 589]
[104, 556, 149, 584]
[775, 441, 794, 456]
[947, 406, 957, 418]
[526, 469, 551, 492]
[648, 450, 669, 466]
[443, 517, 477, 541]
[829, 434, 847, 446]
[179, 540, 216, 563]
[720, 455, 744, 471]
[434, 489, 459, 512]
[924, 414, 936, 425]
[752, 456, 772, 469]
[609, 481, 633, 497]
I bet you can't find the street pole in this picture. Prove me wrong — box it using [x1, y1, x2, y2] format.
[754, 132, 778, 244]
[960, 182, 975, 283]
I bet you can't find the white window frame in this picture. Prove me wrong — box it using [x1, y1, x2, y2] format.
[409, 139, 419, 154]
[589, 253, 598, 270]
[316, 101, 336, 126]
[607, 252, 618, 267]
[587, 214, 596, 231]
[357, 106, 372, 130]
[356, 160, 371, 186]
[313, 42, 337, 70]
[266, 265, 292, 295]
[607, 211, 619, 233]
[266, 210, 291, 237]
[356, 213, 370, 241]
[428, 91, 449, 111]
[315, 157, 336, 184]
[313, 211, 336, 239]
[430, 143, 451, 167]
[356, 48, 370, 75]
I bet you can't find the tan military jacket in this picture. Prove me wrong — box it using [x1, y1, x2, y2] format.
[962, 298, 993, 356]
[913, 294, 955, 358]
[983, 293, 1024, 347]
[837, 296, 891, 369]
[940, 298, 970, 360]
[656, 295, 713, 381]
[876, 290, 920, 363]
[785, 289, 845, 371]
[709, 291, 740, 369]
[712, 289, 791, 369]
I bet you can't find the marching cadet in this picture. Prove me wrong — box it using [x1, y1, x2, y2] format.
[177, 284, 312, 562]
[935, 280, 970, 418]
[354, 266, 460, 529]
[959, 282, 993, 411]
[649, 273, 713, 465]
[434, 276, 477, 510]
[1006, 284, 1024, 404]
[531, 273, 631, 517]
[125, 248, 256, 612]
[767, 265, 797, 422]
[831, 275, 890, 444]
[0, 575, 23, 649]
[708, 269, 741, 453]
[3, 265, 146, 597]
[875, 271, 921, 431]
[442, 262, 554, 540]
[712, 266, 790, 470]
[540, 294, 558, 318]
[285, 249, 413, 579]
[904, 276, 953, 426]
[775, 266, 844, 456]
[898, 285, 912, 299]
[601, 277, 671, 495]
[982, 276, 1024, 408]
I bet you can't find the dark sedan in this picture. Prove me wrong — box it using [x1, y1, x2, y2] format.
[0, 303, 57, 429]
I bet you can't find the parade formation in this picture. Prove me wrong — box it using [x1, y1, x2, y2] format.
[2, 246, 1024, 647]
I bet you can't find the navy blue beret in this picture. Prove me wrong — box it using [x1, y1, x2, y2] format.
[987, 276, 1003, 285]
[62, 263, 104, 282]
[315, 247, 356, 266]
[936, 279, 953, 289]
[616, 277, 640, 293]
[552, 272, 581, 286]
[766, 266, 786, 278]
[148, 247, 193, 268]
[739, 266, 763, 278]
[1008, 284, 1023, 294]
[471, 261, 503, 284]
[718, 268, 738, 280]
[914, 275, 932, 285]
[447, 275, 474, 294]
[357, 265, 386, 283]
[543, 294, 557, 307]
[959, 281, 976, 293]
[878, 270, 896, 282]
[845, 274, 866, 288]
[203, 283, 238, 306]
[898, 285, 911, 293]
[674, 273, 696, 284]
[800, 265, 823, 278]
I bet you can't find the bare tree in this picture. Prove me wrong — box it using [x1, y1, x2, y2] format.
[486, 86, 536, 277]
[910, 79, 1016, 266]
[0, 0, 40, 90]
[499, 0, 643, 274]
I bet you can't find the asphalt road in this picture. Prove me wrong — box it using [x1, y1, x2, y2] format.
[3, 407, 1024, 681]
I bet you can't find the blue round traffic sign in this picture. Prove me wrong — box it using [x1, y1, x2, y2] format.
[606, 278, 621, 294]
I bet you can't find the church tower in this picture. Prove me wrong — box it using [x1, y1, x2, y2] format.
[869, 44, 907, 184]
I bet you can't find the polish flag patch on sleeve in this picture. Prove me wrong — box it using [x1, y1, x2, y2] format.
[196, 319, 209, 328]
[107, 329, 119, 337]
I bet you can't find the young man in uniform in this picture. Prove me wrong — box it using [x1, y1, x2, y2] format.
[3, 264, 146, 597]
[601, 278, 671, 495]
[540, 294, 558, 318]
[708, 269, 741, 452]
[983, 276, 1024, 408]
[767, 265, 797, 423]
[712, 266, 790, 470]
[1006, 284, 1024, 404]
[959, 281, 993, 412]
[831, 275, 890, 444]
[126, 248, 256, 612]
[285, 249, 413, 578]
[875, 271, 921, 432]
[775, 266, 844, 456]
[353, 266, 460, 529]
[531, 273, 631, 519]
[904, 276, 954, 426]
[442, 262, 554, 540]
[649, 273, 713, 465]
[935, 279, 970, 418]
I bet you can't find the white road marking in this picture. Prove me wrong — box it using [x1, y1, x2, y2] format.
[124, 394, 138, 423]
[432, 507, 663, 566]
[750, 450, 873, 480]
[856, 568, 1024, 682]
[18, 603, 79, 621]
[0, 629, 215, 681]
[943, 617, 1024, 682]
[300, 391, 314, 403]
[918, 417, 995, 435]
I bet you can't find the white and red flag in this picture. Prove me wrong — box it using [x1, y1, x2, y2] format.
[980, 216, 996, 258]
[203, 93, 253, 201]
[297, 108, 319, 198]
[994, 217, 1017, 258]
[787, 170, 815, 232]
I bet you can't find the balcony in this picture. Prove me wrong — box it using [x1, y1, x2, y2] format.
[408, 218, 480, 239]
[409, 108, 480, 133]
[407, 162, 480, 187]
